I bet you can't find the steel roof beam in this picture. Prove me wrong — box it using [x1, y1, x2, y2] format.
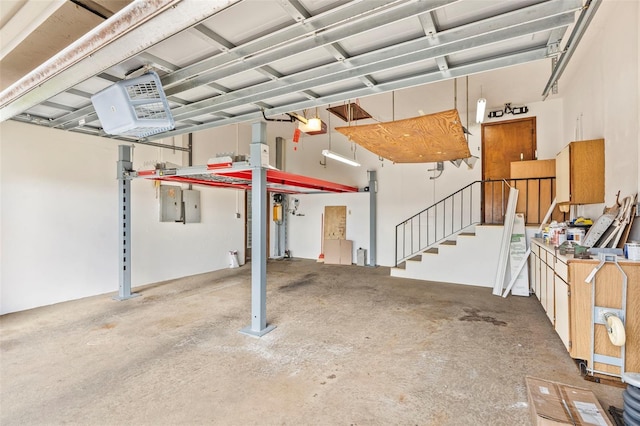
[280, 0, 377, 91]
[44, 0, 456, 132]
[419, 11, 449, 71]
[542, 0, 602, 98]
[160, 0, 433, 87]
[151, 46, 548, 140]
[162, 0, 459, 95]
[170, 4, 578, 122]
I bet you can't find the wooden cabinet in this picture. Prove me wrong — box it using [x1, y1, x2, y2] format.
[546, 260, 555, 323]
[555, 139, 604, 205]
[530, 241, 557, 324]
[530, 244, 541, 299]
[530, 239, 568, 348]
[531, 238, 640, 377]
[510, 159, 559, 224]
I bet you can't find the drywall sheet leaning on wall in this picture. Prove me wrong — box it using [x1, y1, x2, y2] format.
[508, 213, 530, 297]
[335, 109, 471, 163]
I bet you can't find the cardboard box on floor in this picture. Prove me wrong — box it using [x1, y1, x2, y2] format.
[525, 377, 612, 426]
[324, 239, 352, 265]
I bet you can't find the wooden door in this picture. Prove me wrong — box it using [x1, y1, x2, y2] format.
[481, 117, 536, 223]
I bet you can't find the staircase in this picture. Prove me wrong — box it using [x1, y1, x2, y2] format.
[391, 177, 556, 287]
[391, 225, 503, 287]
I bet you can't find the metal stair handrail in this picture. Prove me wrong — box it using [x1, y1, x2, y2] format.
[394, 177, 557, 266]
[395, 180, 482, 266]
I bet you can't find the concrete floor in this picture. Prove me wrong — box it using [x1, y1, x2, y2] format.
[1, 259, 623, 425]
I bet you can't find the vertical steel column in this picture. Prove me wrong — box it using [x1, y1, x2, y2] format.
[368, 170, 377, 266]
[115, 145, 139, 301]
[274, 137, 286, 258]
[240, 122, 276, 337]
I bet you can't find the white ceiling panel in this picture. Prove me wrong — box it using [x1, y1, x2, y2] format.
[268, 47, 336, 76]
[434, 0, 542, 30]
[202, 0, 293, 46]
[298, 0, 350, 15]
[145, 31, 221, 68]
[337, 17, 424, 57]
[215, 69, 270, 91]
[174, 86, 225, 104]
[0, 0, 597, 147]
[48, 92, 91, 109]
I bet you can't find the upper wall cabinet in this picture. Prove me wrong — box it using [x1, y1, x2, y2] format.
[555, 139, 605, 205]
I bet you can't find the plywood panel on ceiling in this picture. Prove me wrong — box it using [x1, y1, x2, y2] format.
[335, 109, 470, 163]
[324, 206, 346, 240]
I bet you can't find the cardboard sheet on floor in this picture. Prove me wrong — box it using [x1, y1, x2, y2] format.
[525, 376, 612, 425]
[324, 239, 352, 265]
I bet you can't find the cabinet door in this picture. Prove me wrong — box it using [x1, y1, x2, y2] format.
[554, 275, 570, 351]
[546, 262, 555, 323]
[540, 258, 547, 309]
[531, 254, 540, 299]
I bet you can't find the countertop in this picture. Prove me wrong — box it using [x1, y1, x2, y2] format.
[530, 237, 640, 265]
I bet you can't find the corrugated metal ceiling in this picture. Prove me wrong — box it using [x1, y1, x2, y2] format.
[0, 0, 594, 148]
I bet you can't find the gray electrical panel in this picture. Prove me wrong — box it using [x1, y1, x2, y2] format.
[183, 189, 201, 223]
[159, 185, 182, 222]
[159, 185, 201, 223]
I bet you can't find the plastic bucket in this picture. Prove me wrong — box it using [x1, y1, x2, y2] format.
[229, 250, 239, 268]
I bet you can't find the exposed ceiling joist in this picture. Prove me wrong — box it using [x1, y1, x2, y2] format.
[1, 0, 597, 146]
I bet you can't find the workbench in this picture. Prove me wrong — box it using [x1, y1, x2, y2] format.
[530, 238, 640, 377]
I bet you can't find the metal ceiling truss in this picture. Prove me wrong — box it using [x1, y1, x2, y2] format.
[3, 0, 587, 147]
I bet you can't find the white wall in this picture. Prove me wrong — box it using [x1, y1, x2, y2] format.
[2, 1, 637, 314]
[0, 121, 245, 314]
[238, 84, 566, 267]
[1, 122, 119, 313]
[560, 0, 639, 218]
[288, 192, 370, 262]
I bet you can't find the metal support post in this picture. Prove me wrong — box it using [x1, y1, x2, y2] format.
[281, 194, 288, 256]
[115, 145, 139, 301]
[368, 170, 377, 266]
[240, 122, 276, 337]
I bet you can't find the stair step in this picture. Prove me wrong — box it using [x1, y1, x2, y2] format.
[440, 240, 457, 246]
[423, 248, 439, 254]
[408, 255, 422, 262]
[458, 232, 476, 237]
[396, 262, 406, 269]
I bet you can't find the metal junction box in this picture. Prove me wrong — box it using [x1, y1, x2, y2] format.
[183, 189, 201, 224]
[159, 185, 201, 223]
[159, 185, 182, 222]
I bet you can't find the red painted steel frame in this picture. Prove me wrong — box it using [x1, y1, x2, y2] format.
[144, 168, 358, 194]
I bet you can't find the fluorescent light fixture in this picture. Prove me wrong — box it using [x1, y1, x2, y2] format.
[476, 98, 486, 124]
[322, 149, 360, 167]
